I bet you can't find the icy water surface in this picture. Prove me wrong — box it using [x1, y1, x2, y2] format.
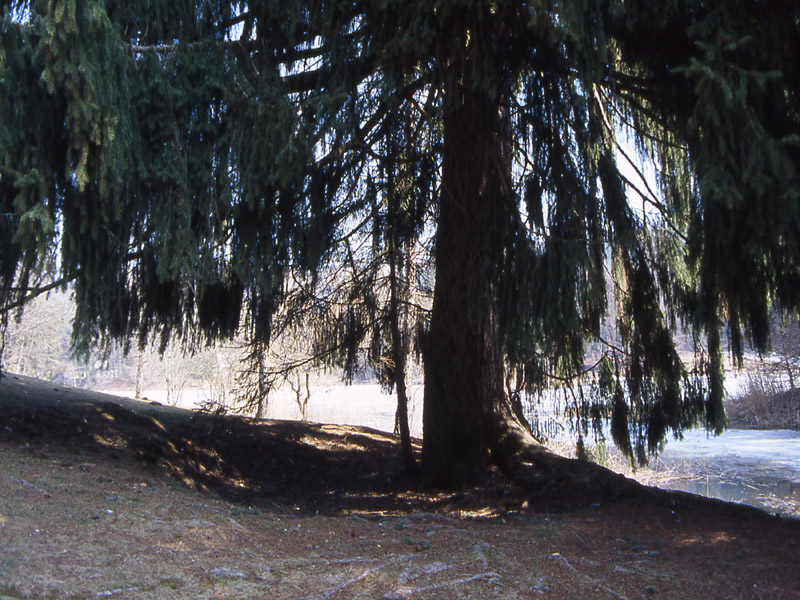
[654, 428, 800, 516]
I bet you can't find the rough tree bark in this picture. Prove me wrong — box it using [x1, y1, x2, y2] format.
[421, 71, 521, 486]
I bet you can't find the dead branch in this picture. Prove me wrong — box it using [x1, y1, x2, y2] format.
[6, 476, 52, 498]
[550, 553, 630, 600]
[385, 571, 503, 599]
[290, 554, 416, 600]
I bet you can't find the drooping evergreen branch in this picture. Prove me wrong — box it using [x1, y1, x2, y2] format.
[591, 86, 689, 243]
[315, 72, 431, 168]
[130, 36, 342, 67]
[596, 86, 689, 152]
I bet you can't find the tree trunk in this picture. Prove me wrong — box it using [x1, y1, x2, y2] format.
[135, 350, 145, 399]
[422, 76, 522, 486]
[389, 236, 417, 476]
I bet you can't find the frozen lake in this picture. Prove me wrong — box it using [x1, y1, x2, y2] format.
[661, 428, 800, 475]
[650, 428, 800, 516]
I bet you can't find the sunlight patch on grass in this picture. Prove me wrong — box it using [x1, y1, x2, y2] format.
[92, 433, 125, 448]
[148, 416, 167, 432]
[675, 531, 739, 549]
[451, 507, 504, 519]
[299, 434, 365, 452]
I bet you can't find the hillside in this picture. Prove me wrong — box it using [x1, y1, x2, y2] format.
[0, 373, 798, 599]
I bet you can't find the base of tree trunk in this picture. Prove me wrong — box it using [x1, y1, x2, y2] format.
[487, 411, 646, 506]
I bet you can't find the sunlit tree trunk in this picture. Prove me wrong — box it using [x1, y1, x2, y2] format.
[135, 350, 145, 399]
[389, 231, 417, 475]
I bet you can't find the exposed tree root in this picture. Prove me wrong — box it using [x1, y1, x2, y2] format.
[489, 412, 647, 508]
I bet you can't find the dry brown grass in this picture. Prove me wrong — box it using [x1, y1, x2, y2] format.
[726, 374, 800, 430]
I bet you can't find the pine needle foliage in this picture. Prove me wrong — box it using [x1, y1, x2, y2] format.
[1, 0, 799, 464]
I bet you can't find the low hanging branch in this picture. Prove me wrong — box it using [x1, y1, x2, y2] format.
[0, 277, 73, 315]
[0, 249, 147, 315]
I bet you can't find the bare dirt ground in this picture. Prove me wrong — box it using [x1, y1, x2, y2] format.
[1, 374, 799, 600]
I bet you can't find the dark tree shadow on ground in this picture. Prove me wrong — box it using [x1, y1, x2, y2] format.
[0, 373, 782, 521]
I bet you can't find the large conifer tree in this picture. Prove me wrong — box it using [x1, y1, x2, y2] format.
[2, 0, 799, 486]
